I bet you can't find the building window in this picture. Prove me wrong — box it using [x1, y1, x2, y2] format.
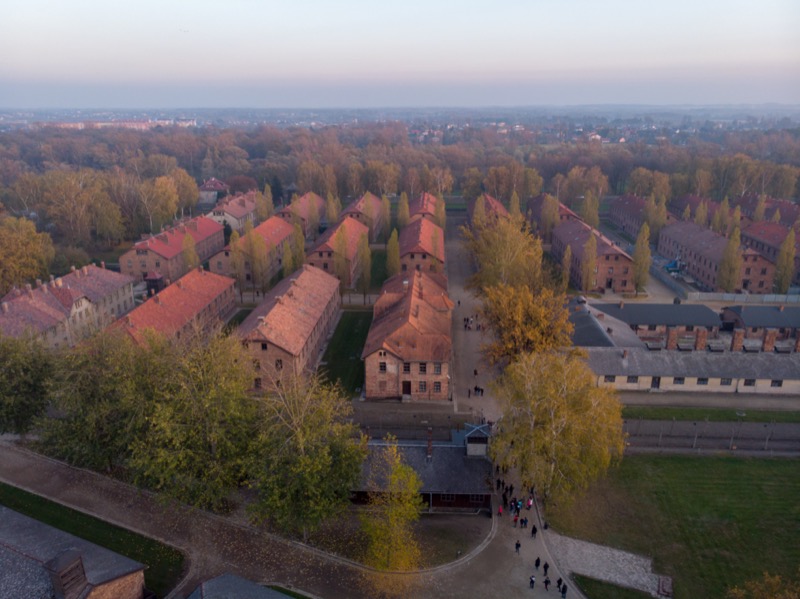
[261, 343, 267, 351]
[441, 494, 455, 502]
[419, 381, 427, 392]
[469, 494, 484, 503]
[433, 381, 442, 393]
[647, 324, 657, 331]
[379, 362, 387, 373]
[697, 377, 708, 385]
[419, 363, 427, 374]
[761, 268, 767, 275]
[254, 378, 262, 389]
[275, 359, 283, 371]
[743, 379, 755, 387]
[604, 375, 616, 383]
[403, 363, 410, 373]
[626, 376, 638, 384]
[771, 379, 783, 388]
[721, 378, 732, 386]
[673, 377, 685, 385]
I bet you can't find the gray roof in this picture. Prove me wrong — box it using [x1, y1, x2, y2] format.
[724, 305, 800, 329]
[586, 347, 800, 380]
[593, 303, 721, 327]
[570, 305, 616, 347]
[360, 444, 492, 495]
[0, 506, 144, 599]
[188, 574, 292, 599]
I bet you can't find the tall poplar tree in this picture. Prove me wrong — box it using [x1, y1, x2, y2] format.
[632, 223, 652, 295]
[775, 229, 796, 294]
[397, 192, 410, 229]
[386, 229, 401, 278]
[581, 234, 597, 292]
[717, 227, 742, 292]
[357, 233, 372, 299]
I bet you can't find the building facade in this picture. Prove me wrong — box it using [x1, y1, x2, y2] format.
[305, 217, 369, 288]
[276, 191, 326, 238]
[399, 218, 446, 276]
[340, 191, 385, 241]
[741, 222, 800, 287]
[238, 265, 341, 389]
[120, 216, 224, 283]
[207, 191, 259, 234]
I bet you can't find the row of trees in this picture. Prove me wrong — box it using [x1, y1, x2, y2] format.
[462, 210, 625, 506]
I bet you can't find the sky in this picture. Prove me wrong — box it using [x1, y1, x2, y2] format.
[1, 0, 799, 109]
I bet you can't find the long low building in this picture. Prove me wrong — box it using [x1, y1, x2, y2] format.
[587, 347, 800, 395]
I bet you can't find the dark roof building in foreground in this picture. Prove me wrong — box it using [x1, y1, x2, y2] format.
[188, 573, 293, 599]
[722, 305, 800, 340]
[0, 506, 146, 599]
[593, 303, 721, 329]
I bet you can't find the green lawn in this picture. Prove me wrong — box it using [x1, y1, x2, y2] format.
[572, 575, 653, 599]
[319, 310, 373, 394]
[0, 481, 185, 598]
[548, 456, 800, 599]
[371, 248, 388, 290]
[623, 406, 800, 423]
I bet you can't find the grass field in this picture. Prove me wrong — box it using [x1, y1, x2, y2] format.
[548, 456, 800, 599]
[0, 481, 185, 598]
[572, 575, 653, 599]
[319, 310, 373, 393]
[623, 406, 800, 423]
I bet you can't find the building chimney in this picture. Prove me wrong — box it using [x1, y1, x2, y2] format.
[794, 330, 800, 353]
[1, 302, 8, 314]
[427, 427, 433, 461]
[45, 550, 88, 599]
[666, 327, 679, 350]
[402, 279, 409, 293]
[70, 266, 76, 272]
[762, 328, 778, 353]
[618, 301, 624, 309]
[596, 312, 604, 320]
[100, 261, 106, 269]
[622, 349, 628, 359]
[36, 279, 42, 287]
[153, 295, 160, 304]
[694, 327, 708, 351]
[731, 328, 745, 352]
[779, 305, 785, 312]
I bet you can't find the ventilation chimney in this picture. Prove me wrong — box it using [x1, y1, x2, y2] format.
[45, 550, 89, 599]
[731, 328, 745, 352]
[1, 302, 8, 314]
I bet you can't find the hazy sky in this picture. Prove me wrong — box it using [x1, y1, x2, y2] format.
[2, 0, 799, 108]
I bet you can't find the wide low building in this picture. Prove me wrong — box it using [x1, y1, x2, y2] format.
[0, 264, 135, 348]
[209, 215, 295, 287]
[587, 346, 800, 395]
[657, 221, 775, 293]
[111, 268, 235, 345]
[305, 217, 370, 288]
[551, 219, 635, 294]
[238, 265, 341, 389]
[399, 217, 446, 276]
[120, 216, 224, 283]
[722, 305, 800, 341]
[362, 271, 453, 401]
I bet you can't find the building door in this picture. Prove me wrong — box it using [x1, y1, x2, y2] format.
[606, 278, 613, 288]
[402, 381, 411, 395]
[651, 376, 661, 389]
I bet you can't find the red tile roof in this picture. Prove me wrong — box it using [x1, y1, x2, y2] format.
[409, 192, 438, 220]
[228, 216, 295, 253]
[553, 220, 632, 262]
[200, 177, 229, 192]
[610, 194, 647, 219]
[527, 194, 580, 223]
[399, 218, 445, 263]
[213, 191, 257, 220]
[341, 191, 382, 220]
[308, 218, 369, 261]
[133, 217, 223, 260]
[277, 192, 325, 224]
[237, 265, 340, 356]
[362, 271, 452, 362]
[0, 266, 135, 338]
[111, 268, 234, 344]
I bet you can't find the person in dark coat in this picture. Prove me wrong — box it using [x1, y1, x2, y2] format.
[529, 575, 536, 589]
[543, 561, 549, 576]
[561, 584, 568, 598]
[535, 556, 540, 569]
[531, 524, 538, 538]
[557, 577, 563, 591]
[515, 540, 521, 554]
[544, 577, 551, 591]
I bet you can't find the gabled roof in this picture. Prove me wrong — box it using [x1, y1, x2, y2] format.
[553, 220, 632, 262]
[360, 443, 491, 495]
[737, 195, 800, 227]
[398, 218, 445, 263]
[0, 506, 145, 596]
[225, 216, 295, 255]
[277, 192, 325, 224]
[593, 303, 721, 328]
[609, 194, 647, 219]
[212, 191, 257, 220]
[111, 268, 234, 344]
[362, 273, 452, 362]
[238, 265, 339, 357]
[199, 177, 229, 192]
[659, 221, 728, 262]
[308, 218, 368, 261]
[373, 271, 452, 317]
[341, 191, 382, 220]
[743, 221, 799, 253]
[724, 305, 800, 329]
[528, 195, 579, 223]
[133, 217, 223, 260]
[0, 265, 134, 338]
[409, 192, 438, 220]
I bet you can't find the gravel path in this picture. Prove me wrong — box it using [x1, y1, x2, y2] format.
[548, 531, 663, 597]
